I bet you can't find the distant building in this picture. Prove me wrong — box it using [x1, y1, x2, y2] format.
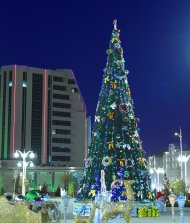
[0, 65, 87, 167]
[148, 143, 190, 189]
[163, 143, 190, 185]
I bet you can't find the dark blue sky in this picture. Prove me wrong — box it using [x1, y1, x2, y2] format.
[1, 0, 190, 154]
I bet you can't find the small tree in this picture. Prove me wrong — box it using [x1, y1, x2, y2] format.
[41, 182, 48, 194]
[68, 181, 74, 197]
[162, 173, 171, 201]
[171, 180, 186, 196]
[55, 185, 61, 197]
[0, 187, 5, 196]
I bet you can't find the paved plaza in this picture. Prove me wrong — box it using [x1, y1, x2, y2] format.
[65, 210, 190, 222]
[62, 200, 190, 223]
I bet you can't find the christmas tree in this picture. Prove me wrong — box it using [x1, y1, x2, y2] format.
[162, 173, 171, 202]
[77, 20, 151, 201]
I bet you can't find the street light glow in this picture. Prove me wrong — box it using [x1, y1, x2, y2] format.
[29, 152, 35, 159]
[30, 162, 34, 167]
[17, 162, 22, 167]
[177, 155, 190, 185]
[149, 167, 165, 191]
[14, 151, 19, 158]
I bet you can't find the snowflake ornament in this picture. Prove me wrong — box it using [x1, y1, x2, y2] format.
[110, 102, 117, 109]
[95, 116, 100, 122]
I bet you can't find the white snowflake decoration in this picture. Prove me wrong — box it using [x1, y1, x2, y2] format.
[110, 102, 117, 109]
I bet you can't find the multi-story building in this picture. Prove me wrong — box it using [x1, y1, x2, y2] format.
[0, 65, 87, 167]
[148, 143, 190, 190]
[163, 143, 190, 185]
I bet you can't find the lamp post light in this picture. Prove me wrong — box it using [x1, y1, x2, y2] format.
[175, 127, 183, 180]
[14, 150, 35, 196]
[176, 194, 185, 223]
[150, 167, 165, 192]
[169, 194, 176, 223]
[178, 155, 190, 186]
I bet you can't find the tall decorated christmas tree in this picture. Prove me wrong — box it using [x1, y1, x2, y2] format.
[77, 20, 151, 201]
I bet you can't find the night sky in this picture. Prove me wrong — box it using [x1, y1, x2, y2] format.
[1, 0, 190, 154]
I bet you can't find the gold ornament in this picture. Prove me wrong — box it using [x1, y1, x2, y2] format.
[89, 189, 96, 197]
[127, 89, 131, 97]
[110, 81, 117, 89]
[121, 191, 128, 197]
[107, 141, 114, 150]
[111, 37, 118, 43]
[137, 157, 147, 167]
[148, 191, 153, 200]
[104, 76, 110, 83]
[117, 158, 125, 167]
[107, 112, 114, 120]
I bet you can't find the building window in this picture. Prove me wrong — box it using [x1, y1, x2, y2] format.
[53, 93, 69, 100]
[71, 87, 78, 93]
[52, 138, 71, 143]
[52, 147, 70, 152]
[53, 102, 71, 109]
[56, 129, 70, 135]
[52, 156, 70, 161]
[53, 76, 63, 82]
[52, 120, 71, 126]
[23, 72, 27, 81]
[22, 81, 27, 88]
[52, 129, 56, 135]
[9, 71, 13, 87]
[53, 85, 66, 91]
[68, 79, 75, 84]
[9, 71, 12, 81]
[53, 111, 71, 117]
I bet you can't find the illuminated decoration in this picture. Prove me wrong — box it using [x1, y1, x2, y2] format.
[12, 65, 17, 159]
[107, 112, 114, 120]
[107, 141, 114, 150]
[77, 20, 151, 201]
[85, 157, 93, 168]
[102, 156, 112, 166]
[104, 76, 110, 83]
[42, 69, 47, 164]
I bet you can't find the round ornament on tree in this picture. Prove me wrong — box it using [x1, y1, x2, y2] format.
[102, 156, 112, 166]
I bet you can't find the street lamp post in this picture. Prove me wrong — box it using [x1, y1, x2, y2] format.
[14, 150, 35, 196]
[175, 127, 183, 180]
[150, 167, 165, 192]
[169, 193, 176, 223]
[178, 155, 190, 186]
[61, 195, 70, 223]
